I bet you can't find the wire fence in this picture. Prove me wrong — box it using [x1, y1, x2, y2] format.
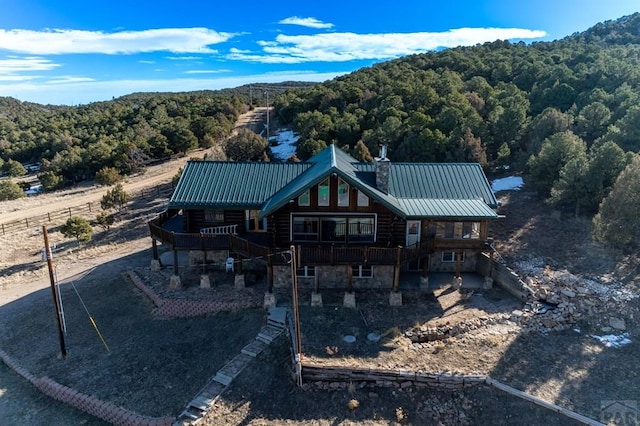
[0, 182, 174, 236]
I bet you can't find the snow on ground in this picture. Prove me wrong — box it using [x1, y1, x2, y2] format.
[592, 333, 632, 348]
[491, 176, 524, 192]
[269, 129, 299, 161]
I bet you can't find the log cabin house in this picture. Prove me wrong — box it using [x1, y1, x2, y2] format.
[149, 144, 499, 294]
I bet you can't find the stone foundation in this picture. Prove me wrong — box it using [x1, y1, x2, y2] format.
[150, 259, 161, 271]
[234, 274, 245, 289]
[169, 275, 182, 289]
[452, 276, 463, 290]
[200, 275, 210, 288]
[263, 292, 276, 309]
[389, 291, 402, 306]
[188, 250, 231, 270]
[311, 292, 323, 307]
[273, 265, 394, 289]
[343, 292, 356, 308]
[420, 276, 429, 291]
[483, 276, 493, 290]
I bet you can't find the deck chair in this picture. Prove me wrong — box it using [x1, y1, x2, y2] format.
[225, 257, 234, 272]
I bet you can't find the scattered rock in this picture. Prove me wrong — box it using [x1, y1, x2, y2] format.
[609, 317, 626, 331]
[561, 289, 576, 298]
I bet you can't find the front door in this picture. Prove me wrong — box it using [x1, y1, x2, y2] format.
[406, 220, 421, 247]
[406, 220, 421, 270]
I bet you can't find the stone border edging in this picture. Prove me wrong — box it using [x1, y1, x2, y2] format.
[125, 270, 260, 318]
[0, 349, 173, 426]
[301, 362, 604, 425]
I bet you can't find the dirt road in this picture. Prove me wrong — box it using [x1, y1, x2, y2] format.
[0, 108, 269, 224]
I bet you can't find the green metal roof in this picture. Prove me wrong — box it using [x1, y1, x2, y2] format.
[169, 145, 498, 220]
[397, 199, 498, 219]
[169, 161, 311, 209]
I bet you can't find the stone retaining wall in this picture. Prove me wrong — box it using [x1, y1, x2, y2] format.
[0, 349, 172, 426]
[125, 270, 261, 317]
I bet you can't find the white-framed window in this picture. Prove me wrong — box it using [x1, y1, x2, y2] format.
[298, 190, 310, 206]
[204, 209, 224, 222]
[357, 190, 369, 207]
[296, 266, 316, 278]
[318, 178, 330, 206]
[338, 178, 350, 207]
[442, 252, 465, 263]
[353, 265, 373, 278]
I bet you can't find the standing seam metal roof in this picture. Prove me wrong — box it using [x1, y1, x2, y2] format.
[169, 145, 498, 219]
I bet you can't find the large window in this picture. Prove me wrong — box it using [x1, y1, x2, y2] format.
[292, 215, 375, 243]
[338, 178, 349, 207]
[321, 218, 346, 242]
[292, 217, 319, 241]
[347, 217, 375, 242]
[432, 221, 481, 239]
[318, 178, 330, 206]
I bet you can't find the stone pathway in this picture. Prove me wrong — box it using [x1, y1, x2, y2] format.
[175, 307, 287, 425]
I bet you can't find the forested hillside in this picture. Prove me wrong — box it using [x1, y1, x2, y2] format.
[2, 14, 640, 246]
[272, 13, 640, 247]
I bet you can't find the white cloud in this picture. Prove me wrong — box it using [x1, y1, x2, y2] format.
[279, 16, 334, 29]
[46, 76, 96, 84]
[0, 28, 236, 55]
[184, 69, 232, 74]
[231, 27, 546, 63]
[165, 56, 203, 61]
[138, 60, 155, 64]
[0, 57, 60, 73]
[0, 75, 40, 81]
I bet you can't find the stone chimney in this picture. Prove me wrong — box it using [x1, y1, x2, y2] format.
[375, 144, 390, 194]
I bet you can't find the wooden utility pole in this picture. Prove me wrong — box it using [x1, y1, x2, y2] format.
[42, 226, 67, 358]
[290, 246, 302, 355]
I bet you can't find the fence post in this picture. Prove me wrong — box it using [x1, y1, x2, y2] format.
[1, 223, 4, 235]
[25, 218, 29, 229]
[48, 212, 51, 222]
[68, 207, 72, 217]
[88, 202, 91, 213]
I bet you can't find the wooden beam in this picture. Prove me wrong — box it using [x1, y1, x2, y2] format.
[347, 265, 353, 292]
[152, 239, 158, 260]
[393, 246, 401, 291]
[173, 250, 179, 275]
[455, 250, 462, 278]
[421, 255, 428, 278]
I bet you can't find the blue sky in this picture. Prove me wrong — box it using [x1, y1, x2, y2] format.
[0, 0, 638, 105]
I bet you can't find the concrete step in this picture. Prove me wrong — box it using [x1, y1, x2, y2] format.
[241, 339, 268, 357]
[267, 307, 287, 329]
[257, 326, 283, 344]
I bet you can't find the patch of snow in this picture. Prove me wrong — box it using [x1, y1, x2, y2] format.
[592, 333, 632, 348]
[269, 129, 299, 161]
[492, 176, 523, 192]
[573, 328, 581, 334]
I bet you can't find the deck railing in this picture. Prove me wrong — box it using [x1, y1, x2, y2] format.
[149, 212, 430, 266]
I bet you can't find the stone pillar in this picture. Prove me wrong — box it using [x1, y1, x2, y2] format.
[150, 259, 161, 271]
[200, 275, 210, 288]
[343, 292, 356, 308]
[234, 274, 245, 289]
[389, 291, 403, 306]
[263, 292, 276, 309]
[452, 276, 463, 290]
[311, 292, 323, 307]
[483, 276, 493, 290]
[420, 276, 429, 291]
[169, 275, 182, 289]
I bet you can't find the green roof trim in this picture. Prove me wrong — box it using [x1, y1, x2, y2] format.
[168, 145, 498, 220]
